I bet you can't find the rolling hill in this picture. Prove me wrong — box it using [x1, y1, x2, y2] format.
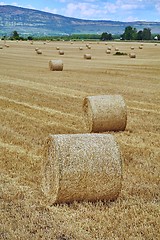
[0, 5, 160, 36]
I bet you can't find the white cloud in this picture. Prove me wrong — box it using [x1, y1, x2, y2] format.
[155, 2, 160, 13]
[43, 7, 58, 14]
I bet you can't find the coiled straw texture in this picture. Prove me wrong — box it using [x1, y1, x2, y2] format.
[83, 95, 127, 132]
[42, 134, 122, 204]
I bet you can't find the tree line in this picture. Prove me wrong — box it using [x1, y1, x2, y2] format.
[1, 26, 160, 41]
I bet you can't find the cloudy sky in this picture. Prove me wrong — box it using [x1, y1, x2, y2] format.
[0, 0, 160, 21]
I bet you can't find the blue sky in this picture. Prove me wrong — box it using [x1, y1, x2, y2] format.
[0, 0, 160, 21]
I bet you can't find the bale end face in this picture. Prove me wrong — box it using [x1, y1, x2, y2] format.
[42, 134, 122, 204]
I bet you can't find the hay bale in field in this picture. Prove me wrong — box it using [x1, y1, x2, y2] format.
[139, 46, 143, 49]
[84, 53, 91, 59]
[131, 46, 134, 50]
[83, 95, 127, 132]
[79, 47, 83, 50]
[107, 47, 111, 50]
[106, 49, 111, 54]
[56, 47, 60, 50]
[0, 46, 3, 49]
[35, 47, 39, 51]
[87, 45, 91, 49]
[155, 43, 157, 46]
[129, 53, 136, 58]
[115, 48, 119, 51]
[5, 44, 10, 48]
[49, 59, 63, 71]
[59, 50, 64, 55]
[42, 133, 122, 204]
[36, 49, 42, 54]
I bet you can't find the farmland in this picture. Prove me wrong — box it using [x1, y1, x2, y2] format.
[0, 40, 160, 239]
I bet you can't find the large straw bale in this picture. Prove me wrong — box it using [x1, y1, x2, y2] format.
[56, 47, 60, 50]
[36, 49, 42, 54]
[42, 133, 122, 204]
[83, 95, 127, 132]
[0, 46, 3, 49]
[106, 49, 111, 54]
[84, 53, 91, 59]
[129, 53, 136, 58]
[59, 50, 64, 55]
[130, 46, 134, 50]
[79, 47, 83, 50]
[49, 59, 63, 71]
[139, 46, 143, 49]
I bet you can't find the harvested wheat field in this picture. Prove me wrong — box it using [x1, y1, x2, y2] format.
[0, 40, 160, 239]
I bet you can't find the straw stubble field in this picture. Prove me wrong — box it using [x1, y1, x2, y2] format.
[0, 40, 160, 239]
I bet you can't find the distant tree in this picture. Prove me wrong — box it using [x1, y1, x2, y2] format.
[142, 28, 152, 40]
[157, 34, 160, 40]
[12, 30, 20, 40]
[121, 26, 137, 40]
[137, 30, 143, 40]
[100, 32, 113, 41]
[27, 36, 33, 40]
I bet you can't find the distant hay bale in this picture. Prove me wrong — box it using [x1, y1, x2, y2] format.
[115, 48, 119, 51]
[83, 95, 127, 132]
[139, 46, 143, 49]
[35, 47, 39, 51]
[106, 49, 111, 54]
[131, 47, 134, 50]
[56, 47, 60, 50]
[87, 45, 91, 49]
[42, 133, 122, 204]
[59, 50, 64, 55]
[49, 59, 63, 71]
[105, 43, 108, 45]
[107, 47, 111, 50]
[155, 43, 157, 46]
[5, 44, 9, 48]
[129, 53, 136, 58]
[0, 46, 3, 49]
[36, 49, 42, 54]
[84, 53, 91, 59]
[79, 47, 83, 50]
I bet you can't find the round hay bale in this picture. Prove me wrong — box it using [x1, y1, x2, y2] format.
[79, 47, 83, 50]
[36, 49, 42, 54]
[87, 45, 91, 49]
[83, 95, 127, 132]
[35, 47, 39, 51]
[129, 53, 136, 58]
[107, 47, 111, 50]
[130, 46, 134, 50]
[0, 46, 3, 49]
[84, 54, 91, 59]
[56, 47, 60, 50]
[106, 49, 111, 54]
[139, 46, 143, 49]
[42, 133, 122, 204]
[115, 48, 119, 51]
[5, 44, 10, 48]
[59, 50, 64, 55]
[49, 60, 63, 71]
[155, 43, 157, 46]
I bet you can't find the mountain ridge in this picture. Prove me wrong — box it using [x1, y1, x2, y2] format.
[0, 5, 160, 36]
